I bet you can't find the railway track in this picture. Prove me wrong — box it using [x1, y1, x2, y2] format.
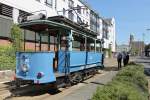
[0, 82, 11, 100]
[1, 81, 65, 100]
[0, 70, 105, 100]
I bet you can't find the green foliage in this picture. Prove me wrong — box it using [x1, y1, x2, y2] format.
[92, 64, 149, 100]
[0, 45, 16, 70]
[11, 24, 23, 52]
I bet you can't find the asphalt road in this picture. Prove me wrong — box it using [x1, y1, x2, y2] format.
[135, 56, 150, 76]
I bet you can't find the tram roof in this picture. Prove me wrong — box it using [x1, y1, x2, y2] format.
[19, 16, 98, 38]
[48, 16, 98, 37]
[19, 19, 72, 32]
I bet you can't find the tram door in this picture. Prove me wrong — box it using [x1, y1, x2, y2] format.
[35, 33, 58, 71]
[50, 33, 58, 71]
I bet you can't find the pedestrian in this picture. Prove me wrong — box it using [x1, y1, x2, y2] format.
[122, 52, 127, 66]
[126, 53, 129, 65]
[117, 52, 122, 70]
[101, 53, 104, 68]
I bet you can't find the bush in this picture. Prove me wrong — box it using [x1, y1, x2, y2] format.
[0, 45, 16, 70]
[92, 64, 149, 100]
[11, 24, 23, 52]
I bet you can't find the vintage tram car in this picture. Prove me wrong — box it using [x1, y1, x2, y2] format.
[14, 14, 104, 88]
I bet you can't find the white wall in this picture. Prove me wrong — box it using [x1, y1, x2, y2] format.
[1, 0, 57, 23]
[109, 18, 116, 52]
[97, 18, 103, 38]
[97, 18, 116, 52]
[57, 0, 90, 29]
[1, 0, 90, 27]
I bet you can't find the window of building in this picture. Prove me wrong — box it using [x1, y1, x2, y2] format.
[102, 27, 109, 39]
[0, 15, 13, 38]
[45, 0, 53, 8]
[68, 0, 74, 8]
[83, 20, 85, 24]
[77, 5, 81, 14]
[68, 10, 74, 21]
[86, 8, 88, 16]
[55, 0, 57, 9]
[77, 16, 81, 24]
[0, 3, 13, 18]
[36, 0, 40, 2]
[63, 8, 66, 16]
[19, 10, 31, 18]
[86, 22, 88, 26]
[83, 9, 85, 14]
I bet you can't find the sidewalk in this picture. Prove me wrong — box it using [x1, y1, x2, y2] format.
[0, 70, 14, 83]
[104, 57, 118, 71]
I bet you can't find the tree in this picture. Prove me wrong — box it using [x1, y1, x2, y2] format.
[10, 24, 23, 52]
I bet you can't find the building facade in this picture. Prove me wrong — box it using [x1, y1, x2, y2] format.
[131, 41, 145, 56]
[97, 17, 116, 57]
[0, 0, 116, 55]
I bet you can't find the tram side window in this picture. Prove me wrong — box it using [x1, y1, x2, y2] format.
[86, 38, 95, 52]
[72, 41, 80, 51]
[96, 42, 101, 52]
[72, 34, 85, 51]
[60, 34, 68, 51]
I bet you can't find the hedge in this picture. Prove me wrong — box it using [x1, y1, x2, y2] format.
[0, 45, 16, 70]
[92, 63, 149, 100]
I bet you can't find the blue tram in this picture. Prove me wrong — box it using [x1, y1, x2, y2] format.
[14, 14, 104, 87]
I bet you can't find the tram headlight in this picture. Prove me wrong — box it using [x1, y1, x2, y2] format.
[21, 64, 29, 72]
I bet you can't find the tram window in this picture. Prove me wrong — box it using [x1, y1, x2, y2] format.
[96, 43, 101, 52]
[60, 34, 68, 51]
[72, 34, 84, 51]
[86, 37, 95, 52]
[72, 41, 80, 51]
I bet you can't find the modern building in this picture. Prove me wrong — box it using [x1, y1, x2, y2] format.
[0, 0, 116, 55]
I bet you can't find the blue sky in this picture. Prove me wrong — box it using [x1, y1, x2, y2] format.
[86, 0, 150, 45]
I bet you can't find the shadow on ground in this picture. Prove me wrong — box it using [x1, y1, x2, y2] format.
[90, 81, 105, 85]
[104, 66, 118, 71]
